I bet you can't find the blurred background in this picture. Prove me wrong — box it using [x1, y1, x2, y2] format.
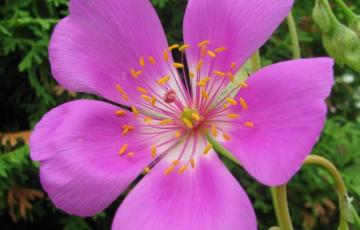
[0, 0, 359, 229]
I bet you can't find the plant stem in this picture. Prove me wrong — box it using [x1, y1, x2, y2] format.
[333, 0, 357, 22]
[205, 132, 239, 165]
[286, 12, 301, 59]
[250, 50, 261, 72]
[271, 186, 294, 230]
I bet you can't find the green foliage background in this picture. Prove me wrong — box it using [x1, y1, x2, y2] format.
[0, 0, 359, 229]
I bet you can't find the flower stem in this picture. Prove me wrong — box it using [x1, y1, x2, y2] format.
[270, 186, 294, 230]
[333, 0, 357, 22]
[250, 50, 261, 72]
[286, 12, 301, 59]
[205, 132, 239, 164]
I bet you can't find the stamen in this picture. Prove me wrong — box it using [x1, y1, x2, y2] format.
[201, 90, 209, 100]
[157, 75, 170, 85]
[211, 125, 218, 137]
[223, 133, 231, 141]
[179, 44, 191, 51]
[175, 131, 182, 138]
[190, 158, 195, 168]
[182, 118, 193, 129]
[116, 84, 129, 101]
[141, 95, 152, 103]
[148, 56, 156, 65]
[227, 114, 240, 119]
[231, 62, 237, 69]
[115, 110, 126, 116]
[168, 44, 180, 51]
[196, 59, 204, 71]
[144, 167, 151, 174]
[130, 68, 138, 78]
[226, 98, 237, 106]
[197, 77, 211, 87]
[227, 72, 234, 82]
[203, 144, 213, 155]
[151, 96, 156, 107]
[139, 57, 145, 67]
[172, 160, 180, 165]
[178, 165, 188, 174]
[173, 63, 184, 68]
[192, 112, 201, 121]
[244, 122, 254, 127]
[127, 152, 135, 158]
[239, 97, 248, 110]
[131, 106, 140, 117]
[215, 47, 227, 53]
[213, 70, 226, 77]
[198, 40, 210, 47]
[164, 165, 175, 175]
[207, 50, 216, 58]
[223, 103, 229, 109]
[136, 87, 148, 94]
[201, 46, 207, 57]
[144, 116, 153, 124]
[151, 145, 157, 158]
[118, 144, 128, 155]
[189, 72, 195, 78]
[163, 50, 169, 61]
[239, 82, 249, 88]
[159, 118, 172, 125]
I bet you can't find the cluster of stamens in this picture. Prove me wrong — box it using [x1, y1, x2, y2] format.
[113, 40, 255, 175]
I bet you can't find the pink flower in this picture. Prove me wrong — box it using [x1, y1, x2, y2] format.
[30, 0, 334, 229]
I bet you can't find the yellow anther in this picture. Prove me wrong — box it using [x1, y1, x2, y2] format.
[115, 110, 126, 116]
[172, 160, 180, 166]
[207, 50, 216, 58]
[151, 145, 157, 158]
[239, 97, 248, 110]
[179, 44, 190, 51]
[178, 165, 188, 174]
[136, 87, 148, 94]
[175, 131, 182, 138]
[141, 94, 152, 103]
[226, 98, 238, 106]
[192, 112, 201, 121]
[122, 128, 130, 136]
[144, 116, 153, 124]
[201, 90, 209, 100]
[190, 158, 195, 168]
[203, 144, 213, 155]
[148, 56, 156, 65]
[213, 70, 226, 77]
[157, 75, 170, 85]
[118, 144, 128, 155]
[130, 68, 138, 78]
[116, 84, 129, 101]
[168, 44, 180, 51]
[131, 106, 139, 117]
[211, 125, 218, 137]
[151, 96, 156, 107]
[239, 82, 249, 88]
[136, 70, 143, 76]
[189, 72, 195, 78]
[163, 50, 169, 61]
[122, 124, 134, 131]
[198, 40, 210, 47]
[223, 103, 229, 109]
[144, 167, 151, 174]
[164, 165, 175, 175]
[197, 77, 211, 87]
[201, 46, 207, 57]
[227, 72, 234, 82]
[223, 133, 231, 141]
[215, 47, 227, 53]
[182, 118, 193, 129]
[244, 122, 254, 127]
[159, 118, 172, 125]
[173, 62, 184, 68]
[139, 56, 145, 67]
[227, 113, 240, 119]
[127, 152, 135, 158]
[196, 59, 204, 71]
[231, 62, 237, 69]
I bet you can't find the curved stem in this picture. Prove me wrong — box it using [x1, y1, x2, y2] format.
[286, 12, 301, 59]
[250, 50, 261, 72]
[205, 132, 239, 164]
[271, 186, 294, 230]
[333, 0, 357, 22]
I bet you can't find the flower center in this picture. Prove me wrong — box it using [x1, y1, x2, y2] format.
[180, 107, 202, 129]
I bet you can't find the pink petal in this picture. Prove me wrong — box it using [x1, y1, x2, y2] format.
[183, 0, 293, 73]
[112, 154, 256, 230]
[50, 0, 176, 105]
[30, 100, 152, 216]
[222, 58, 334, 186]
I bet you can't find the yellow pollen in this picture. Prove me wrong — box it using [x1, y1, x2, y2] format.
[175, 131, 182, 138]
[203, 144, 213, 155]
[178, 165, 188, 174]
[215, 47, 227, 53]
[139, 57, 145, 67]
[226, 98, 237, 106]
[136, 87, 148, 94]
[115, 110, 126, 116]
[227, 113, 240, 119]
[168, 44, 180, 51]
[196, 59, 204, 71]
[211, 125, 218, 137]
[122, 124, 134, 131]
[122, 128, 130, 136]
[179, 44, 191, 51]
[148, 56, 156, 65]
[197, 77, 211, 87]
[213, 70, 226, 77]
[164, 165, 175, 175]
[151, 145, 157, 158]
[207, 50, 216, 58]
[157, 75, 170, 85]
[189, 72, 195, 78]
[182, 118, 193, 129]
[151, 96, 156, 107]
[131, 106, 139, 117]
[144, 116, 153, 124]
[163, 50, 169, 61]
[136, 70, 142, 76]
[198, 40, 210, 47]
[118, 144, 128, 155]
[239, 82, 249, 88]
[244, 122, 254, 127]
[223, 133, 231, 141]
[141, 94, 152, 103]
[239, 97, 248, 110]
[127, 152, 135, 158]
[116, 84, 128, 101]
[172, 160, 180, 165]
[130, 68, 138, 78]
[190, 158, 195, 168]
[223, 103, 229, 109]
[201, 45, 207, 57]
[144, 167, 151, 174]
[201, 90, 209, 100]
[173, 62, 184, 68]
[227, 72, 234, 82]
[159, 118, 172, 125]
[231, 62, 237, 69]
[192, 112, 201, 121]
